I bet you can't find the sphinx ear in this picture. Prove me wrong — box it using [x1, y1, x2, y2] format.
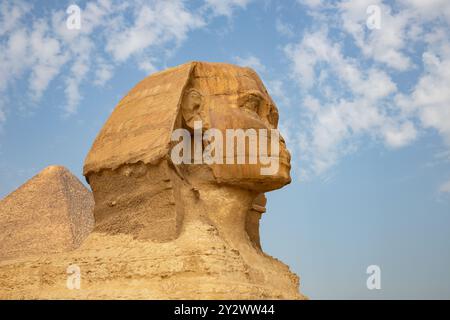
[181, 89, 204, 130]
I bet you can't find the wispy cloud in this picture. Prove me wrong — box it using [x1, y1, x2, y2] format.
[285, 0, 450, 178]
[204, 0, 253, 17]
[0, 0, 249, 122]
[276, 18, 295, 38]
[104, 1, 204, 62]
[233, 55, 266, 73]
[439, 179, 450, 195]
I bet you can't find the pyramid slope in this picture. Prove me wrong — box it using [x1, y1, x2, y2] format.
[0, 166, 94, 261]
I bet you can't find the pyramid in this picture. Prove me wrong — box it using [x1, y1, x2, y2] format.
[0, 166, 94, 261]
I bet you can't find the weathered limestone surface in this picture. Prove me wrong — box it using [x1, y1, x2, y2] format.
[0, 62, 305, 299]
[83, 63, 193, 175]
[0, 166, 94, 262]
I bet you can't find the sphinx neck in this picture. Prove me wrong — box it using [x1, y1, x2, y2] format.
[193, 183, 260, 251]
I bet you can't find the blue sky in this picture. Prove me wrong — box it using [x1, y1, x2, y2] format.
[0, 0, 449, 299]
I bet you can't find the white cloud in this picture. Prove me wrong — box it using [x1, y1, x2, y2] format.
[106, 1, 204, 61]
[297, 0, 324, 9]
[399, 0, 450, 23]
[336, 0, 450, 71]
[413, 50, 450, 144]
[285, 0, 450, 178]
[439, 179, 450, 194]
[0, 1, 30, 37]
[0, 0, 251, 122]
[276, 18, 295, 37]
[138, 60, 157, 74]
[233, 55, 266, 73]
[94, 60, 114, 87]
[0, 98, 5, 125]
[285, 28, 411, 174]
[394, 34, 450, 146]
[0, 29, 27, 91]
[64, 78, 82, 116]
[266, 79, 290, 107]
[28, 21, 68, 101]
[0, 10, 67, 112]
[204, 0, 252, 17]
[382, 122, 417, 148]
[337, 0, 413, 71]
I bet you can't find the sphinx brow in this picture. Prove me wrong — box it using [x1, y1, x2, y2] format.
[239, 91, 265, 99]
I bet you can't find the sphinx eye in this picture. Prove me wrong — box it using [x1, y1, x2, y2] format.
[242, 94, 262, 114]
[268, 104, 279, 126]
[187, 90, 202, 111]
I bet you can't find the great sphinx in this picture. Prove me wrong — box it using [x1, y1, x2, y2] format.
[0, 61, 304, 299]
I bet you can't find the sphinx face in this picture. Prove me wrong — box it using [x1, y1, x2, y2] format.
[183, 64, 291, 192]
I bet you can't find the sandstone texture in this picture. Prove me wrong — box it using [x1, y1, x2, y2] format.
[0, 166, 94, 262]
[0, 62, 305, 300]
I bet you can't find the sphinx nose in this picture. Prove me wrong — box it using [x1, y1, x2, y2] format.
[279, 135, 291, 161]
[279, 133, 288, 149]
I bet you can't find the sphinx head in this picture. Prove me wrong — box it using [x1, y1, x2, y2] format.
[173, 62, 291, 192]
[83, 62, 292, 241]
